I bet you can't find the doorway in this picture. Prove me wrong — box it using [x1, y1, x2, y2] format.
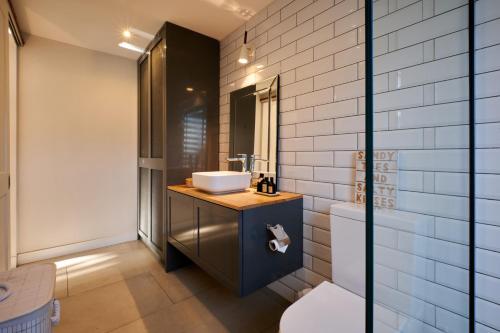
[0, 3, 13, 272]
[0, 1, 22, 271]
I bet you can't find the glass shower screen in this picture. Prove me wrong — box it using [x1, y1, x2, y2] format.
[368, 1, 472, 332]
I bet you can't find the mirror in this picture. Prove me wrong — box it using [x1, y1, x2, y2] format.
[229, 75, 279, 185]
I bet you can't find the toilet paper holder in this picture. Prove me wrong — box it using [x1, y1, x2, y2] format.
[267, 224, 291, 253]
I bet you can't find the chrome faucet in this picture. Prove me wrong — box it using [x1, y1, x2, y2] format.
[227, 154, 269, 173]
[227, 154, 249, 172]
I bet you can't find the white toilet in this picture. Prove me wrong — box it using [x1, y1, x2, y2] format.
[279, 202, 366, 333]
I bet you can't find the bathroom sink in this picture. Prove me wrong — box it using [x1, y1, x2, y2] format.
[192, 171, 251, 194]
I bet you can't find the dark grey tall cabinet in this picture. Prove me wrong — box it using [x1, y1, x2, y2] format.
[137, 22, 219, 260]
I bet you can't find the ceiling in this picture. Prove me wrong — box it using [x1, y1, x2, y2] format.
[12, 0, 272, 59]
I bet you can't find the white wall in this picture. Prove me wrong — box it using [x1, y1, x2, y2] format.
[220, 1, 500, 332]
[17, 35, 137, 263]
[220, 0, 367, 302]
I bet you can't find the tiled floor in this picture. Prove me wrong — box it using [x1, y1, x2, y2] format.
[34, 241, 288, 333]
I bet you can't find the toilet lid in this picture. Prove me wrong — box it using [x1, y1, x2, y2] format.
[280, 282, 365, 333]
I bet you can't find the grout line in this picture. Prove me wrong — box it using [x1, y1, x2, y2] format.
[147, 270, 175, 304]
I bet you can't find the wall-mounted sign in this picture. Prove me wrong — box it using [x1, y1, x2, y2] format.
[355, 150, 398, 209]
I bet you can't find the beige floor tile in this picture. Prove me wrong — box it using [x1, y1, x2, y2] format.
[108, 307, 186, 333]
[173, 319, 276, 333]
[23, 241, 160, 297]
[169, 286, 284, 332]
[109, 297, 213, 333]
[66, 244, 160, 295]
[111, 285, 286, 333]
[260, 322, 279, 333]
[149, 263, 219, 303]
[41, 241, 288, 333]
[183, 321, 244, 333]
[195, 288, 285, 332]
[54, 272, 172, 333]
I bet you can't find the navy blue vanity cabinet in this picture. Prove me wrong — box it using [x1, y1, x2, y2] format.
[240, 199, 303, 296]
[166, 187, 303, 297]
[196, 199, 240, 290]
[168, 191, 196, 255]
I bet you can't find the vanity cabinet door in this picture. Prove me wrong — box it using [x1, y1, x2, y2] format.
[168, 191, 196, 254]
[151, 170, 164, 250]
[138, 168, 150, 237]
[150, 40, 165, 159]
[196, 200, 239, 285]
[139, 55, 150, 158]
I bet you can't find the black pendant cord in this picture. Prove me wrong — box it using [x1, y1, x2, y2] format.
[468, 0, 476, 332]
[364, 0, 374, 332]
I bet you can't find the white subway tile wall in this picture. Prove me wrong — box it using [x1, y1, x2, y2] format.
[219, 0, 499, 331]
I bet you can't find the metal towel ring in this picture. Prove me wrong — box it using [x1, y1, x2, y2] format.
[0, 283, 12, 302]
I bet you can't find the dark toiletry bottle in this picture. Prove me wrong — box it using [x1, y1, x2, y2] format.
[257, 173, 265, 192]
[268, 177, 276, 194]
[261, 177, 269, 193]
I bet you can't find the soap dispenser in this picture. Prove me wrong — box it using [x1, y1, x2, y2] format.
[261, 177, 269, 193]
[268, 177, 276, 194]
[257, 173, 265, 192]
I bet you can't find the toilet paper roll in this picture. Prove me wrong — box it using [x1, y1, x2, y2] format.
[269, 239, 288, 253]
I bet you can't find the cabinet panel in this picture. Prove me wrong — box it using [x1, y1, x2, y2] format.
[164, 22, 219, 184]
[241, 199, 303, 296]
[169, 192, 196, 253]
[197, 200, 239, 283]
[139, 23, 219, 262]
[139, 56, 150, 158]
[151, 170, 164, 251]
[139, 168, 150, 236]
[151, 41, 164, 159]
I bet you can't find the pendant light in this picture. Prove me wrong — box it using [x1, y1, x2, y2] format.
[238, 31, 250, 65]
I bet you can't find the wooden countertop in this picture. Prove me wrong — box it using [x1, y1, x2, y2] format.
[168, 185, 302, 211]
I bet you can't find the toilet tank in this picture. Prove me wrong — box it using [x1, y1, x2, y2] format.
[330, 203, 432, 299]
[330, 203, 366, 297]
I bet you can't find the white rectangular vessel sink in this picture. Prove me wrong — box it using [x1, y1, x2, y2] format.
[192, 171, 251, 194]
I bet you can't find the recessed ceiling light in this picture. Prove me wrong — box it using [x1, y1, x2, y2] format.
[118, 42, 144, 53]
[129, 28, 155, 40]
[122, 29, 132, 38]
[186, 87, 194, 92]
[239, 8, 254, 18]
